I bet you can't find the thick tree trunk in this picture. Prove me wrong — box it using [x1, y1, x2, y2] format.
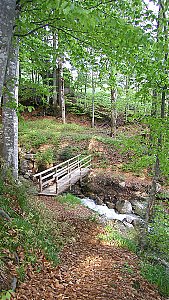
[0, 0, 16, 103]
[2, 37, 19, 180]
[110, 89, 117, 137]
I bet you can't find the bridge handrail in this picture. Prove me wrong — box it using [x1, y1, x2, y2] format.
[33, 154, 91, 193]
[33, 154, 81, 178]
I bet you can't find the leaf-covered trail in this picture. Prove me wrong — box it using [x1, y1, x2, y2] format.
[13, 197, 164, 300]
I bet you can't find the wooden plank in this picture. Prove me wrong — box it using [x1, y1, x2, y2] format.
[39, 167, 90, 196]
[35, 154, 91, 195]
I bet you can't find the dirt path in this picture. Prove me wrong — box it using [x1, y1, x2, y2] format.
[13, 197, 164, 300]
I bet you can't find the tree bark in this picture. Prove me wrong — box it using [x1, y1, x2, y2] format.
[151, 90, 158, 117]
[141, 156, 160, 250]
[91, 70, 95, 128]
[61, 77, 65, 124]
[53, 32, 58, 113]
[0, 0, 16, 103]
[58, 59, 65, 123]
[110, 89, 117, 137]
[125, 76, 129, 123]
[2, 37, 19, 180]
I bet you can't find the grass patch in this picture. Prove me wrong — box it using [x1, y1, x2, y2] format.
[98, 224, 169, 296]
[19, 118, 89, 151]
[35, 148, 55, 165]
[56, 193, 81, 207]
[0, 173, 65, 295]
[140, 261, 169, 296]
[98, 224, 138, 253]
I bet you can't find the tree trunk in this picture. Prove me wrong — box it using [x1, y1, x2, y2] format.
[110, 89, 117, 137]
[0, 0, 16, 103]
[161, 87, 166, 118]
[61, 77, 65, 124]
[53, 33, 58, 114]
[125, 76, 129, 123]
[58, 59, 65, 123]
[141, 156, 160, 249]
[151, 90, 158, 117]
[2, 37, 19, 180]
[91, 70, 95, 128]
[84, 73, 87, 108]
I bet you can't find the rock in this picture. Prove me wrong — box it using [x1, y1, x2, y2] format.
[114, 220, 127, 234]
[25, 153, 35, 160]
[122, 215, 134, 224]
[156, 183, 162, 192]
[116, 200, 133, 214]
[123, 221, 134, 229]
[20, 159, 29, 174]
[95, 195, 104, 205]
[106, 202, 115, 209]
[130, 200, 147, 217]
[119, 181, 126, 188]
[27, 161, 34, 170]
[23, 173, 30, 179]
[132, 218, 145, 228]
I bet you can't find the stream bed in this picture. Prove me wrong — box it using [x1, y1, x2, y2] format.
[81, 198, 140, 222]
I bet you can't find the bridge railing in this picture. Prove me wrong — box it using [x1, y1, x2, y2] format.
[33, 154, 91, 193]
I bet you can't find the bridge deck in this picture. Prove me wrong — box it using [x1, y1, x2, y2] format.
[39, 167, 89, 196]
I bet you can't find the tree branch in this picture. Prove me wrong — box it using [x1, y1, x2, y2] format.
[0, 209, 11, 221]
[88, 0, 115, 10]
[14, 24, 49, 37]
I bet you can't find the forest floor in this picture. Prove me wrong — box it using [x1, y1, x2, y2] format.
[12, 195, 165, 300]
[1, 112, 168, 299]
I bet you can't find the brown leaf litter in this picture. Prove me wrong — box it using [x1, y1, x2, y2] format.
[12, 196, 165, 300]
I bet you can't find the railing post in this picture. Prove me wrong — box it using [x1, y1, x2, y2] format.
[78, 155, 80, 169]
[80, 156, 82, 180]
[55, 167, 58, 194]
[67, 160, 71, 190]
[39, 175, 42, 192]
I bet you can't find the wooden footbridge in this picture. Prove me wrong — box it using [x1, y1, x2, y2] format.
[33, 154, 91, 196]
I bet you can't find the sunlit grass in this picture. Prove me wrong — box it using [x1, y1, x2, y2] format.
[140, 261, 169, 296]
[97, 224, 138, 253]
[56, 193, 81, 207]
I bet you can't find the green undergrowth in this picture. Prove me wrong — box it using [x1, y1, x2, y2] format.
[19, 118, 91, 151]
[98, 224, 169, 297]
[56, 193, 81, 207]
[19, 118, 93, 166]
[19, 117, 169, 179]
[140, 261, 169, 296]
[98, 224, 138, 253]
[0, 173, 65, 290]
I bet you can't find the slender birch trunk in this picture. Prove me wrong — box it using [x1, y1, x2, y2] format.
[58, 59, 65, 123]
[151, 90, 158, 117]
[110, 89, 117, 137]
[2, 37, 19, 180]
[53, 33, 58, 114]
[91, 70, 95, 128]
[0, 0, 16, 102]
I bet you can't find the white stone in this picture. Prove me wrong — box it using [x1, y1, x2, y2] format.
[116, 200, 133, 214]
